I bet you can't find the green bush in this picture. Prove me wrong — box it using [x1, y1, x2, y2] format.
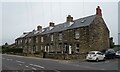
[2, 47, 23, 54]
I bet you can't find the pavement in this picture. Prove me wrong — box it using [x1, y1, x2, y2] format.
[1, 54, 120, 71]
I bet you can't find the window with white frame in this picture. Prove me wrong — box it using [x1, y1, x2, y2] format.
[51, 34, 53, 41]
[59, 33, 62, 41]
[25, 39, 27, 44]
[75, 30, 80, 39]
[20, 39, 22, 43]
[15, 40, 17, 44]
[41, 37, 43, 42]
[29, 38, 31, 43]
[76, 44, 79, 53]
[36, 37, 38, 43]
[18, 40, 21, 45]
[41, 45, 43, 50]
[36, 46, 38, 51]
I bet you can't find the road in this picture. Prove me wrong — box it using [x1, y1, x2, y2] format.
[1, 54, 119, 72]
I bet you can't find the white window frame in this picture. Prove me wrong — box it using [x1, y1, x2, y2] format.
[59, 33, 62, 41]
[75, 31, 80, 39]
[25, 39, 27, 43]
[36, 46, 38, 51]
[41, 37, 43, 42]
[51, 34, 53, 41]
[29, 38, 31, 43]
[36, 37, 38, 43]
[76, 44, 79, 53]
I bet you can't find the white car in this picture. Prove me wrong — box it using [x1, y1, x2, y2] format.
[116, 50, 120, 58]
[86, 51, 105, 62]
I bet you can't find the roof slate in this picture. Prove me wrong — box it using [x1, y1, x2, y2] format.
[17, 14, 96, 39]
[41, 15, 96, 34]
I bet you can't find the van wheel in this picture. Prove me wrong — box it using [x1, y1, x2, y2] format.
[96, 58, 99, 62]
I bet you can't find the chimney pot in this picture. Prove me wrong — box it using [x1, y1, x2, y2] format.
[66, 15, 73, 22]
[49, 22, 55, 27]
[37, 25, 42, 31]
[23, 32, 27, 35]
[96, 6, 102, 16]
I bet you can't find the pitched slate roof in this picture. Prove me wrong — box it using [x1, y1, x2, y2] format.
[17, 32, 29, 39]
[16, 14, 96, 39]
[69, 15, 96, 29]
[40, 14, 96, 34]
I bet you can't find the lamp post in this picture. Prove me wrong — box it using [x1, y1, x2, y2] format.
[118, 33, 120, 45]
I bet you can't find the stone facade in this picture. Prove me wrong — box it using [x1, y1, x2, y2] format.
[15, 6, 110, 58]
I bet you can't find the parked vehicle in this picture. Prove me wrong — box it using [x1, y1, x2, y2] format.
[115, 50, 120, 58]
[86, 51, 105, 62]
[105, 49, 116, 59]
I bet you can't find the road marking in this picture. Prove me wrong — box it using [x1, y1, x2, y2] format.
[16, 60, 25, 64]
[54, 69, 61, 72]
[30, 64, 34, 66]
[29, 64, 44, 69]
[31, 67, 37, 70]
[18, 64, 22, 66]
[33, 64, 44, 69]
[3, 54, 60, 62]
[25, 65, 29, 68]
[6, 58, 13, 61]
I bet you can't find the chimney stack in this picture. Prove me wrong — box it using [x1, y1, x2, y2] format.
[96, 6, 102, 16]
[37, 25, 42, 31]
[49, 22, 55, 27]
[66, 15, 73, 22]
[23, 32, 27, 35]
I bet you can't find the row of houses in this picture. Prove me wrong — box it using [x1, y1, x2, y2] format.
[15, 6, 110, 56]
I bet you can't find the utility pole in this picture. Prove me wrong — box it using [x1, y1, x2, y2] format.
[118, 33, 120, 45]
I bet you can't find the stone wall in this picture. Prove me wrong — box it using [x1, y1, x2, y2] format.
[45, 53, 87, 60]
[88, 16, 109, 51]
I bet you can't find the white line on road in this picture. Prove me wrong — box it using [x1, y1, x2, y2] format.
[25, 65, 29, 68]
[18, 64, 22, 66]
[54, 69, 61, 72]
[16, 60, 25, 64]
[29, 64, 34, 66]
[31, 67, 37, 70]
[29, 64, 44, 69]
[6, 58, 13, 61]
[33, 64, 44, 69]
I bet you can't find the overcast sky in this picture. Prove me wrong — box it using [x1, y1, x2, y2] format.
[1, 0, 119, 45]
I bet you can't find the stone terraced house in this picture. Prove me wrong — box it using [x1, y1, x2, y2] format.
[15, 6, 110, 58]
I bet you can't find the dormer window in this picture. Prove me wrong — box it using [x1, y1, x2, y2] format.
[69, 22, 74, 26]
[81, 18, 86, 23]
[42, 29, 45, 32]
[49, 26, 54, 30]
[34, 31, 39, 34]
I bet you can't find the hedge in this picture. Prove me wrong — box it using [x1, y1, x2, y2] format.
[2, 47, 23, 54]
